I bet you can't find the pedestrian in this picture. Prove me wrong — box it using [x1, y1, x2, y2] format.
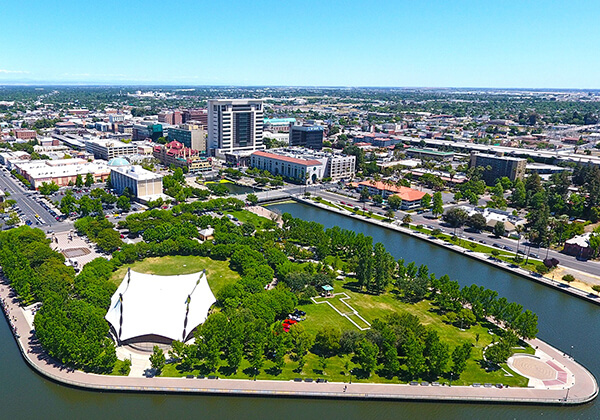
[343, 385, 347, 392]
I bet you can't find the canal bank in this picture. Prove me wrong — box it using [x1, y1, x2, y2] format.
[0, 277, 597, 405]
[289, 196, 600, 307]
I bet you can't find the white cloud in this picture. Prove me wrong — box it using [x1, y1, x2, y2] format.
[0, 69, 30, 74]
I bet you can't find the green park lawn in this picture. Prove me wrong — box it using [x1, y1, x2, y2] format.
[152, 267, 528, 386]
[293, 278, 529, 386]
[224, 209, 269, 227]
[110, 255, 240, 295]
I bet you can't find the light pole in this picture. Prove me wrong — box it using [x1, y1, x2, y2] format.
[570, 345, 574, 359]
[449, 372, 454, 387]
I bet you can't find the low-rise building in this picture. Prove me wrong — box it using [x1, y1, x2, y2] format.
[110, 164, 164, 202]
[250, 150, 324, 184]
[406, 147, 454, 161]
[355, 180, 426, 209]
[13, 129, 37, 140]
[289, 125, 324, 150]
[13, 158, 110, 188]
[85, 138, 138, 160]
[153, 141, 212, 173]
[563, 233, 593, 260]
[132, 123, 163, 141]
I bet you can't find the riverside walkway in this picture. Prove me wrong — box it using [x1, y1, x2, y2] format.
[1, 278, 597, 405]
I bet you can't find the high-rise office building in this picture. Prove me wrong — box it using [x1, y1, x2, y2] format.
[207, 99, 264, 156]
[289, 125, 324, 150]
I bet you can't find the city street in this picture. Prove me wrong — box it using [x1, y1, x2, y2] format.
[0, 169, 70, 231]
[309, 187, 600, 277]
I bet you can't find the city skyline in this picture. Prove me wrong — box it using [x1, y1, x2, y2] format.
[1, 0, 599, 88]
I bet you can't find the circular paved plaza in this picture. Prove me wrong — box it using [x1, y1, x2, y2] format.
[511, 355, 556, 380]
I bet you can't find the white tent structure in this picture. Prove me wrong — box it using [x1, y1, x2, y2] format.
[105, 269, 216, 343]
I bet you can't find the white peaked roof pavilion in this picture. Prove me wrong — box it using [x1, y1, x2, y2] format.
[105, 269, 216, 343]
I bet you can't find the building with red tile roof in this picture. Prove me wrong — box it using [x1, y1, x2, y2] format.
[356, 180, 426, 210]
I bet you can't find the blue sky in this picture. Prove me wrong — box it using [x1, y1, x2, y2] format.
[0, 0, 598, 88]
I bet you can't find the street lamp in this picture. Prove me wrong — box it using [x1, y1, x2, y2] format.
[449, 372, 454, 387]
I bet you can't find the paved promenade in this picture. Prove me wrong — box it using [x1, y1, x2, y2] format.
[292, 196, 600, 307]
[0, 279, 597, 405]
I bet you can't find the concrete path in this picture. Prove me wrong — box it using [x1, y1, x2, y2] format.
[1, 280, 597, 405]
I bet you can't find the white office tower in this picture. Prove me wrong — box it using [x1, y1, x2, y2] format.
[207, 99, 264, 157]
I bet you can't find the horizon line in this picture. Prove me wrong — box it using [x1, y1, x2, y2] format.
[0, 82, 599, 92]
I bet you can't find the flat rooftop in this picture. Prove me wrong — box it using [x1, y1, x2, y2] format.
[110, 165, 163, 181]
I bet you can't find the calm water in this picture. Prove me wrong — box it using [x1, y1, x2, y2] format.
[1, 202, 598, 420]
[224, 183, 255, 195]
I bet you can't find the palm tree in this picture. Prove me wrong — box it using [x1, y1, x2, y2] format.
[515, 224, 524, 258]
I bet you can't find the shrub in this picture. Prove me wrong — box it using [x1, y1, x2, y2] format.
[562, 274, 575, 283]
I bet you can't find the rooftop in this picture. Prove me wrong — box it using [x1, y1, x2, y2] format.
[105, 270, 216, 342]
[110, 165, 163, 181]
[252, 150, 322, 166]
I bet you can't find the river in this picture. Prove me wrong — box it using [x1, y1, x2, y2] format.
[1, 202, 598, 419]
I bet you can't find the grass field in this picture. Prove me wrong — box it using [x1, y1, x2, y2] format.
[110, 255, 240, 295]
[293, 278, 529, 387]
[224, 209, 268, 227]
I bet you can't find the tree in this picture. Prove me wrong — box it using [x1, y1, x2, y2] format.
[246, 193, 258, 205]
[432, 192, 443, 217]
[85, 173, 94, 187]
[451, 342, 472, 377]
[355, 234, 373, 290]
[314, 327, 341, 356]
[355, 339, 378, 376]
[150, 346, 166, 375]
[467, 213, 487, 232]
[402, 214, 412, 225]
[493, 221, 506, 237]
[95, 229, 123, 253]
[385, 209, 395, 220]
[443, 207, 469, 228]
[360, 187, 370, 201]
[421, 193, 432, 209]
[371, 242, 395, 294]
[424, 330, 450, 378]
[388, 195, 403, 210]
[592, 285, 600, 296]
[404, 330, 426, 378]
[117, 195, 131, 211]
[372, 194, 383, 205]
[75, 174, 83, 188]
[38, 182, 59, 196]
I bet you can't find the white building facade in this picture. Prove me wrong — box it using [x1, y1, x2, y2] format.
[207, 99, 264, 157]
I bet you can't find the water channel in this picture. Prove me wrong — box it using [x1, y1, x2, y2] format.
[1, 202, 598, 419]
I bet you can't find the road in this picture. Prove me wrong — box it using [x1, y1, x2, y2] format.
[309, 187, 600, 277]
[0, 169, 72, 233]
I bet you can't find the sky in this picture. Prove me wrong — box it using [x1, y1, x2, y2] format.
[0, 0, 599, 88]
